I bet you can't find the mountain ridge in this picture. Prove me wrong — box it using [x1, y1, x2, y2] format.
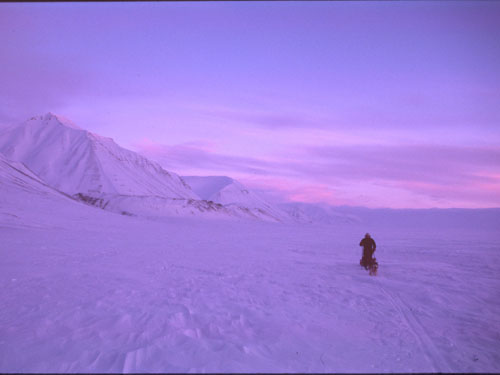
[0, 113, 197, 200]
[0, 113, 292, 222]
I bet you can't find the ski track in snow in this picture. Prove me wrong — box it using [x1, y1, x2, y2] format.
[1, 199, 500, 372]
[377, 284, 452, 372]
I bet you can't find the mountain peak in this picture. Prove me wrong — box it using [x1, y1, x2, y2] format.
[28, 112, 82, 130]
[0, 113, 197, 200]
[182, 176, 235, 200]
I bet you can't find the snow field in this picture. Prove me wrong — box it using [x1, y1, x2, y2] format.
[1, 203, 499, 373]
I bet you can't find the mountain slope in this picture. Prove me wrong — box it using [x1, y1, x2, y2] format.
[0, 152, 102, 228]
[183, 175, 291, 222]
[0, 152, 70, 200]
[182, 176, 234, 201]
[0, 113, 288, 222]
[0, 113, 197, 200]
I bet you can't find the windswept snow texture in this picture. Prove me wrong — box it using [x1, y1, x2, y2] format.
[1, 175, 500, 372]
[0, 113, 196, 200]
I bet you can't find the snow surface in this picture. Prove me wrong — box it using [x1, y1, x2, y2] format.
[1, 162, 500, 372]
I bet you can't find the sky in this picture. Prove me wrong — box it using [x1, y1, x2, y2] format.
[1, 1, 499, 208]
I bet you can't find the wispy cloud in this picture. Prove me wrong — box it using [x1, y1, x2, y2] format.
[197, 107, 320, 130]
[134, 138, 282, 177]
[134, 138, 500, 208]
[3, 2, 499, 208]
[289, 144, 500, 207]
[300, 144, 500, 185]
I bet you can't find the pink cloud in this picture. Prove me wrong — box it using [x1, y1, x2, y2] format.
[238, 176, 339, 205]
[132, 138, 500, 208]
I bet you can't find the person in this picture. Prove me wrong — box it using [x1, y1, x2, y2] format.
[359, 233, 377, 273]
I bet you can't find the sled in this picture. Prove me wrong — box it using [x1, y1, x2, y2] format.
[360, 257, 378, 276]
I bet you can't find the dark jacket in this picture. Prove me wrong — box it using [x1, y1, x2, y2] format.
[360, 237, 376, 254]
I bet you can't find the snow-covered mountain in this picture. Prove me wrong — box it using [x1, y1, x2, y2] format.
[0, 113, 197, 200]
[0, 152, 69, 200]
[278, 202, 361, 225]
[0, 114, 288, 222]
[182, 175, 292, 222]
[0, 152, 93, 228]
[182, 176, 236, 202]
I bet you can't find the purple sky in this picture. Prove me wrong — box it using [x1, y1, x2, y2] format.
[1, 1, 499, 208]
